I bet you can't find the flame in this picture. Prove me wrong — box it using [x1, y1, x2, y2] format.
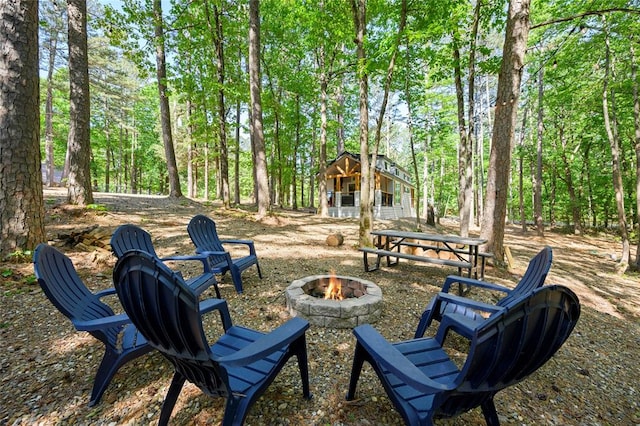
[324, 270, 344, 300]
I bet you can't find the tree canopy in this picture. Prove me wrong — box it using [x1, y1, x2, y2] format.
[31, 0, 640, 270]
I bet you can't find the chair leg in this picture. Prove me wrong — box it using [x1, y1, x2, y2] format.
[212, 281, 222, 299]
[222, 396, 242, 426]
[292, 335, 312, 399]
[480, 397, 500, 426]
[89, 347, 121, 406]
[255, 260, 263, 278]
[346, 342, 367, 401]
[230, 266, 243, 293]
[158, 373, 186, 426]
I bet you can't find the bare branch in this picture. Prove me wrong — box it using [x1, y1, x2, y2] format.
[531, 8, 640, 30]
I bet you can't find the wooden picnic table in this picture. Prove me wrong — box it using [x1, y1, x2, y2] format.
[360, 229, 489, 279]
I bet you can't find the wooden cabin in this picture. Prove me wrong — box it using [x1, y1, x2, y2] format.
[325, 151, 416, 219]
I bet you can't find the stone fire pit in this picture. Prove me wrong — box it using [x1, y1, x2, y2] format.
[285, 274, 382, 328]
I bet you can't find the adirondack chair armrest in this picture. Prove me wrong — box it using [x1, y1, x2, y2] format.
[185, 272, 218, 297]
[74, 313, 131, 331]
[415, 292, 503, 338]
[220, 239, 257, 255]
[435, 312, 482, 342]
[353, 325, 455, 393]
[198, 298, 232, 330]
[196, 249, 229, 257]
[197, 250, 235, 273]
[435, 292, 505, 313]
[219, 239, 253, 246]
[94, 287, 117, 299]
[160, 254, 211, 273]
[414, 292, 502, 339]
[218, 317, 309, 367]
[441, 275, 511, 294]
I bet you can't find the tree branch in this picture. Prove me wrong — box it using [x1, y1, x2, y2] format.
[531, 8, 640, 29]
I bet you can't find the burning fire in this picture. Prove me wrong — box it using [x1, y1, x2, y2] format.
[324, 270, 344, 300]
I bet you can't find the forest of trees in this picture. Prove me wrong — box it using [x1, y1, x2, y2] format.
[1, 0, 639, 272]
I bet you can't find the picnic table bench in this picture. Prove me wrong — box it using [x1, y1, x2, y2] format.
[360, 229, 488, 279]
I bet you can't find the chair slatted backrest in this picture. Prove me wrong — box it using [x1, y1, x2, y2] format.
[34, 244, 121, 346]
[439, 284, 580, 418]
[497, 246, 553, 308]
[113, 250, 229, 395]
[187, 215, 228, 263]
[110, 224, 159, 258]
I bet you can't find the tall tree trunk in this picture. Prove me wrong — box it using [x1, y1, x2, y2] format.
[153, 0, 181, 198]
[549, 167, 557, 226]
[272, 97, 281, 205]
[186, 99, 194, 198]
[466, 0, 481, 230]
[103, 92, 111, 193]
[205, 1, 230, 207]
[452, 1, 480, 238]
[43, 15, 62, 188]
[476, 75, 491, 225]
[352, 0, 373, 247]
[336, 64, 346, 155]
[261, 65, 280, 205]
[117, 116, 123, 192]
[217, 7, 229, 205]
[518, 108, 528, 233]
[249, 0, 269, 216]
[602, 23, 630, 272]
[422, 131, 433, 224]
[235, 96, 241, 205]
[130, 128, 137, 194]
[201, 103, 211, 201]
[452, 35, 470, 235]
[368, 0, 407, 221]
[583, 142, 597, 226]
[534, 65, 545, 236]
[66, 0, 93, 205]
[300, 150, 306, 207]
[42, 1, 65, 187]
[105, 141, 111, 193]
[318, 45, 329, 217]
[293, 91, 300, 210]
[480, 0, 530, 261]
[474, 97, 483, 227]
[631, 43, 640, 270]
[0, 0, 45, 255]
[404, 41, 421, 229]
[308, 107, 316, 209]
[246, 57, 256, 204]
[62, 139, 71, 181]
[556, 120, 581, 234]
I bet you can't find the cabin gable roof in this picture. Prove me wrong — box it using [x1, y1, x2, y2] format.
[326, 151, 414, 188]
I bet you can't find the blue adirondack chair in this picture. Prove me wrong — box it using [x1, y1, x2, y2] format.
[110, 224, 221, 298]
[414, 246, 553, 338]
[346, 284, 580, 425]
[113, 249, 311, 426]
[187, 214, 262, 294]
[33, 243, 153, 406]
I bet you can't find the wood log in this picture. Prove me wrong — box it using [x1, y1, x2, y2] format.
[326, 233, 344, 247]
[56, 225, 112, 251]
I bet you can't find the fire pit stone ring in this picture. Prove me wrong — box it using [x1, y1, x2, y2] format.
[285, 274, 382, 328]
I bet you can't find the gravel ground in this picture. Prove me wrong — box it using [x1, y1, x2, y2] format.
[1, 189, 639, 425]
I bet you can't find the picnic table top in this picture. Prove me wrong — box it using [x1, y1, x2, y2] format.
[370, 229, 487, 246]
